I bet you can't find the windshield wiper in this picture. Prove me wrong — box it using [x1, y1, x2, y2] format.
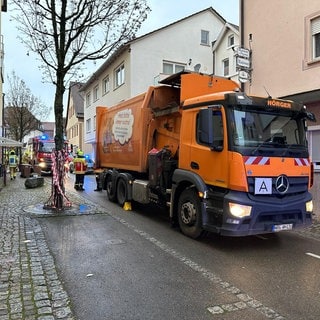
[251, 141, 274, 155]
[281, 144, 305, 157]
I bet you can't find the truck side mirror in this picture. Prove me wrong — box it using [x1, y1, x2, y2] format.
[306, 111, 316, 122]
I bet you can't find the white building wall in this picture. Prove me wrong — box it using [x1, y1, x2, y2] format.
[130, 11, 225, 95]
[83, 9, 227, 161]
[84, 51, 132, 158]
[214, 28, 239, 82]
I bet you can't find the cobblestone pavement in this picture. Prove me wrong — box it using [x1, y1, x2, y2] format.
[0, 176, 320, 320]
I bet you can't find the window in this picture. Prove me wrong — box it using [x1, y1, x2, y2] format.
[308, 128, 320, 171]
[115, 63, 125, 88]
[305, 14, 320, 65]
[93, 115, 96, 131]
[197, 109, 224, 148]
[223, 58, 229, 76]
[93, 85, 99, 101]
[163, 62, 173, 74]
[314, 33, 320, 58]
[163, 61, 186, 74]
[201, 30, 209, 45]
[86, 118, 91, 133]
[312, 16, 320, 59]
[228, 34, 235, 47]
[103, 75, 110, 94]
[86, 92, 91, 107]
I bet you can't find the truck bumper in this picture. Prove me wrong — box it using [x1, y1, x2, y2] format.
[38, 162, 52, 174]
[203, 190, 313, 237]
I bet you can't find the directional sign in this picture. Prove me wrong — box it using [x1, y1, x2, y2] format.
[237, 47, 250, 59]
[238, 70, 250, 83]
[237, 57, 250, 69]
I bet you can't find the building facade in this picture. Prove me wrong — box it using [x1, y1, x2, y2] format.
[65, 82, 85, 154]
[241, 0, 320, 167]
[79, 8, 236, 160]
[212, 22, 240, 83]
[240, 0, 320, 216]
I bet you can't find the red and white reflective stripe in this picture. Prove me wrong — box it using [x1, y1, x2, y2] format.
[294, 158, 310, 166]
[243, 156, 270, 165]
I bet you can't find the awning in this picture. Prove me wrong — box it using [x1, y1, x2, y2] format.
[0, 137, 23, 147]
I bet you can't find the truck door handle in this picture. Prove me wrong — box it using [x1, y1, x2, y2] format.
[190, 161, 199, 170]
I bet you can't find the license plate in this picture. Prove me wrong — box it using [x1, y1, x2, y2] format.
[272, 224, 293, 232]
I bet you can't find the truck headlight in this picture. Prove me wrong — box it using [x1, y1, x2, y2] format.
[229, 202, 252, 218]
[306, 200, 313, 213]
[39, 162, 46, 168]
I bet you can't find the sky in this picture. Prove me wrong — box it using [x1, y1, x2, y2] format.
[2, 0, 239, 121]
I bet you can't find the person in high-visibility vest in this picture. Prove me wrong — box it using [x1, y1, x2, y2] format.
[73, 150, 87, 191]
[8, 150, 19, 180]
[22, 151, 31, 164]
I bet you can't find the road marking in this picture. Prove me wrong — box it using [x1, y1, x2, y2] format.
[111, 216, 284, 319]
[78, 195, 285, 319]
[306, 252, 320, 260]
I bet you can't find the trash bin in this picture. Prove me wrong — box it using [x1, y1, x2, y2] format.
[33, 165, 42, 175]
[20, 164, 31, 178]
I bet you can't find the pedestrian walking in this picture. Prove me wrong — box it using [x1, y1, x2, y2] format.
[8, 149, 18, 180]
[73, 150, 87, 191]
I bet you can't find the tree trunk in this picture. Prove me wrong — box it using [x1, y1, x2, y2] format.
[51, 70, 67, 210]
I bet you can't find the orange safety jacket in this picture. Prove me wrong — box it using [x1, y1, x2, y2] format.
[73, 157, 87, 174]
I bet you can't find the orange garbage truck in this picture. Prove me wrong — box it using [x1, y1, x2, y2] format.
[95, 71, 316, 238]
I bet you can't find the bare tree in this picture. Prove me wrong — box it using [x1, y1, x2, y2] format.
[10, 0, 150, 209]
[4, 71, 49, 142]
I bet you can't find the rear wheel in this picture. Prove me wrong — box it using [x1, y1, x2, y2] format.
[116, 178, 128, 207]
[178, 188, 204, 239]
[106, 174, 117, 202]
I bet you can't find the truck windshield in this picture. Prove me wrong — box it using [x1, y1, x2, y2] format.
[39, 142, 55, 153]
[228, 106, 308, 157]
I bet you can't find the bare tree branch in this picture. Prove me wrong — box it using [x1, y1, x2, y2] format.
[4, 71, 47, 142]
[12, 0, 150, 84]
[9, 0, 150, 209]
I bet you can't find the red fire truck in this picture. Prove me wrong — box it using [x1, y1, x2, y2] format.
[27, 135, 56, 174]
[27, 135, 69, 175]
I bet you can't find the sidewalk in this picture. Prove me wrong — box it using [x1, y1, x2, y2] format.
[0, 176, 76, 320]
[1, 176, 320, 320]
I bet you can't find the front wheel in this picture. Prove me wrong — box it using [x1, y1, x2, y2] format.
[178, 188, 204, 239]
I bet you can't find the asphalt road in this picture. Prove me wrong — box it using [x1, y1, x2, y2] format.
[38, 175, 320, 320]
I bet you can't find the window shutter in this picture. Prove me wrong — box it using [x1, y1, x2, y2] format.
[311, 16, 320, 35]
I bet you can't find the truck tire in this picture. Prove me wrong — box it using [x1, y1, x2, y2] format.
[116, 178, 128, 207]
[178, 188, 204, 239]
[106, 174, 117, 202]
